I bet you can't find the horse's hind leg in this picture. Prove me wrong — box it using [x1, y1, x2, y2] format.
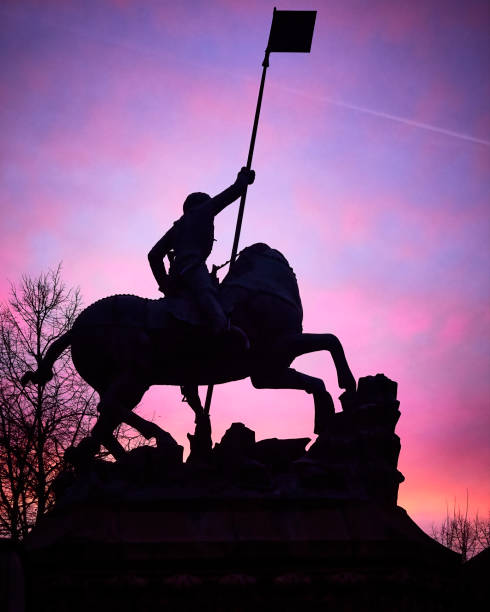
[90, 376, 150, 460]
[251, 367, 335, 434]
[123, 411, 178, 449]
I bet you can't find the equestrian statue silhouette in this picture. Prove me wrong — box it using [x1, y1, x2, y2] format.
[22, 242, 356, 464]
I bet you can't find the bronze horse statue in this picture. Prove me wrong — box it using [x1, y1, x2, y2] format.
[22, 244, 356, 462]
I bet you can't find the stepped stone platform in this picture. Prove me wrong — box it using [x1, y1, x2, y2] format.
[20, 375, 463, 610]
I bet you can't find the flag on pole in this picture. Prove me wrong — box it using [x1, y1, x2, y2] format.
[204, 8, 317, 416]
[267, 9, 317, 53]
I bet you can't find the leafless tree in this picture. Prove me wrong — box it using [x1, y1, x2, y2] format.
[0, 266, 99, 540]
[474, 512, 490, 552]
[431, 493, 490, 561]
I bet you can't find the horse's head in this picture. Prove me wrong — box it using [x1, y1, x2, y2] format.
[221, 243, 301, 313]
[232, 243, 291, 275]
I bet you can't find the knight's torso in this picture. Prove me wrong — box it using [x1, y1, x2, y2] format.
[170, 210, 215, 276]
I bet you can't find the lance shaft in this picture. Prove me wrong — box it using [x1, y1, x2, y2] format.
[230, 48, 270, 270]
[204, 47, 271, 414]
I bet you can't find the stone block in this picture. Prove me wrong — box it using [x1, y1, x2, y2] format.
[255, 437, 310, 470]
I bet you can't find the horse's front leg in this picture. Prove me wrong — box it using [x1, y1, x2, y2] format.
[277, 333, 356, 392]
[251, 367, 335, 434]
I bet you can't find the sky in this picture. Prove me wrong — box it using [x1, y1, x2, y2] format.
[1, 0, 489, 532]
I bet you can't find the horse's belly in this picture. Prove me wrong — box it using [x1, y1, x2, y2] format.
[71, 314, 252, 390]
[71, 325, 152, 391]
[152, 350, 251, 386]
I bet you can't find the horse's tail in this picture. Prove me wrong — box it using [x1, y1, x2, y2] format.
[21, 330, 73, 387]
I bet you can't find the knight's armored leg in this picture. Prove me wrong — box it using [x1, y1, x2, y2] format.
[181, 264, 249, 350]
[182, 264, 229, 333]
[196, 290, 250, 348]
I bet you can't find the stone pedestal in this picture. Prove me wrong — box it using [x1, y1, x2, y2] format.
[24, 497, 459, 611]
[21, 375, 463, 610]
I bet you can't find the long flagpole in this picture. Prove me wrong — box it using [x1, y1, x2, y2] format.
[229, 48, 271, 268]
[204, 17, 275, 414]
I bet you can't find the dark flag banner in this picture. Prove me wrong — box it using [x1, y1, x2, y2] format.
[267, 9, 317, 53]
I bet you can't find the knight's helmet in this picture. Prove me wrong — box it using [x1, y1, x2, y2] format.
[183, 192, 210, 213]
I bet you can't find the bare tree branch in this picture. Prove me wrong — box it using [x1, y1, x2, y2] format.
[0, 266, 99, 540]
[431, 493, 488, 561]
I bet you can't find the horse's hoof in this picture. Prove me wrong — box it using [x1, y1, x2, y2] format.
[339, 372, 356, 392]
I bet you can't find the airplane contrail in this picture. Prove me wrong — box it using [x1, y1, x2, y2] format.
[324, 97, 490, 147]
[282, 85, 490, 147]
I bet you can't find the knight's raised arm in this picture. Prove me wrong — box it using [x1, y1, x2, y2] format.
[208, 167, 255, 216]
[148, 228, 174, 294]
